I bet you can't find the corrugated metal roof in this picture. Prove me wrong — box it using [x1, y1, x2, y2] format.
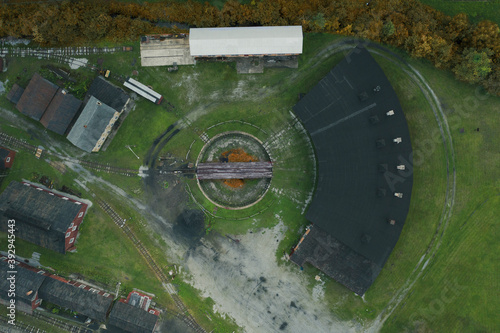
[67, 96, 117, 152]
[189, 26, 303, 56]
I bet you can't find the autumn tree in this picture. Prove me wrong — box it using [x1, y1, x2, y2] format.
[381, 20, 395, 38]
[453, 48, 493, 84]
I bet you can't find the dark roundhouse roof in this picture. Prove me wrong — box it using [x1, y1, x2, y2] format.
[291, 46, 413, 295]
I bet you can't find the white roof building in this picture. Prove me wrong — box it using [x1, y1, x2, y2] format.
[189, 26, 303, 57]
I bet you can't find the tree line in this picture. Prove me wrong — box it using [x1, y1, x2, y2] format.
[0, 0, 498, 95]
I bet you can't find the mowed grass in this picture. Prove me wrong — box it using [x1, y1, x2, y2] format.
[419, 0, 500, 25]
[381, 54, 500, 332]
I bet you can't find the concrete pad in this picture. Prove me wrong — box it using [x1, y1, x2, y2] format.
[140, 36, 195, 67]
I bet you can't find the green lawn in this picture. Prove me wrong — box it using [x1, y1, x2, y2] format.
[419, 0, 500, 25]
[381, 52, 500, 333]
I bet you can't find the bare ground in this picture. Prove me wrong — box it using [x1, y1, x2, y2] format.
[183, 222, 357, 333]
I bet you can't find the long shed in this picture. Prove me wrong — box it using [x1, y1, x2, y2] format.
[0, 181, 88, 253]
[189, 26, 303, 57]
[38, 278, 113, 322]
[108, 301, 159, 333]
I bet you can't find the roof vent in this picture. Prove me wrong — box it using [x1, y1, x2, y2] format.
[369, 115, 379, 124]
[377, 188, 386, 197]
[378, 164, 388, 173]
[361, 234, 372, 243]
[97, 101, 102, 106]
[358, 91, 369, 101]
[376, 139, 386, 148]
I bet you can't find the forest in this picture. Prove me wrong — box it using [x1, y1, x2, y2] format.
[0, 0, 499, 95]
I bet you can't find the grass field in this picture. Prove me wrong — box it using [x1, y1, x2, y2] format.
[0, 31, 498, 332]
[380, 53, 500, 332]
[419, 0, 500, 25]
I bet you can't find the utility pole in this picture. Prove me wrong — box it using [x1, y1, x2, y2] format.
[125, 145, 140, 160]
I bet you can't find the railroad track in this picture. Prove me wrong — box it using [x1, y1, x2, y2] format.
[0, 314, 46, 333]
[1, 46, 131, 58]
[94, 195, 206, 333]
[0, 132, 39, 156]
[31, 313, 93, 333]
[78, 160, 138, 177]
[32, 51, 126, 83]
[0, 132, 139, 177]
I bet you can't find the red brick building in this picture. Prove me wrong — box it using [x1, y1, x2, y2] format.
[0, 181, 89, 253]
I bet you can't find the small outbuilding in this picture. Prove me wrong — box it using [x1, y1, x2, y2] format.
[0, 146, 16, 170]
[6, 84, 24, 104]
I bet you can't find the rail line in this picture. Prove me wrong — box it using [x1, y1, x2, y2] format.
[0, 132, 142, 178]
[78, 160, 138, 177]
[31, 312, 93, 333]
[0, 132, 39, 156]
[0, 315, 47, 333]
[94, 194, 206, 333]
